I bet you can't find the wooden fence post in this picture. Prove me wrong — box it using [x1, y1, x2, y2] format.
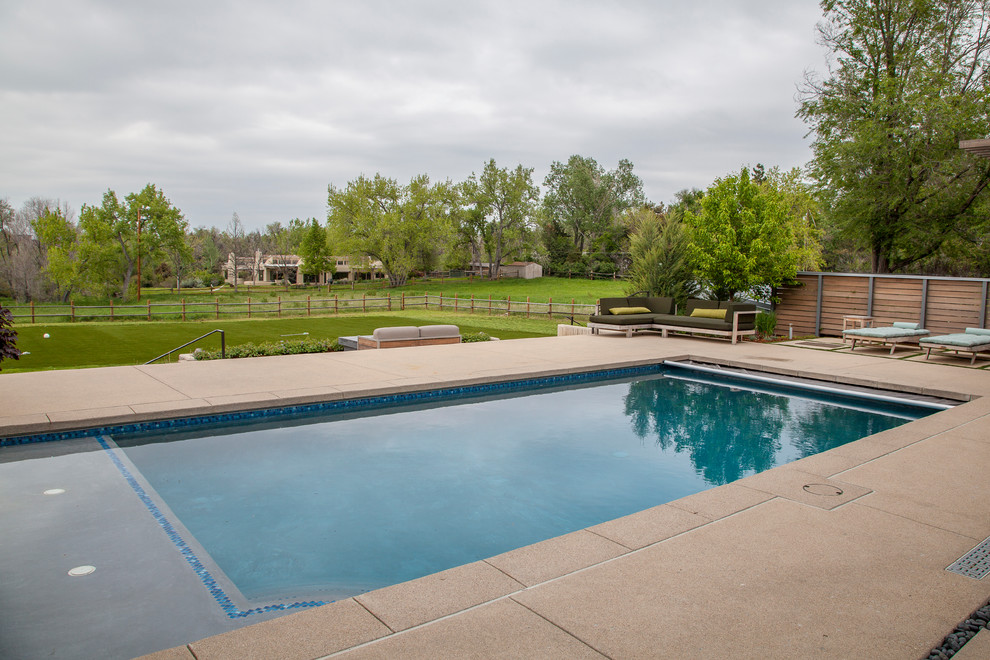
[527, 296, 530, 318]
[507, 295, 511, 316]
[248, 297, 251, 318]
[31, 300, 35, 324]
[548, 296, 552, 319]
[278, 296, 282, 318]
[470, 294, 474, 314]
[147, 300, 151, 321]
[307, 295, 311, 316]
[334, 294, 338, 314]
[70, 299, 74, 322]
[388, 293, 392, 311]
[181, 298, 186, 321]
[215, 298, 220, 320]
[109, 299, 114, 322]
[362, 293, 366, 313]
[454, 293, 458, 312]
[488, 294, 492, 315]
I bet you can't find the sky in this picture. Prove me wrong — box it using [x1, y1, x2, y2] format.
[0, 0, 829, 232]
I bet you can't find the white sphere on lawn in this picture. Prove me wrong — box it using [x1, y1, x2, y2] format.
[43, 333, 50, 338]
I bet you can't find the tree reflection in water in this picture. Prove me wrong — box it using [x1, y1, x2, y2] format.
[622, 376, 908, 486]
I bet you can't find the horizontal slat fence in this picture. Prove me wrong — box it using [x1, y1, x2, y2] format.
[775, 273, 990, 337]
[7, 294, 596, 324]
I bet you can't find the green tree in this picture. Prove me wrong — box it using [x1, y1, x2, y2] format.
[798, 0, 990, 273]
[542, 156, 645, 254]
[299, 219, 334, 284]
[32, 206, 83, 302]
[327, 173, 458, 287]
[463, 160, 540, 279]
[78, 185, 187, 299]
[625, 207, 697, 307]
[685, 167, 802, 301]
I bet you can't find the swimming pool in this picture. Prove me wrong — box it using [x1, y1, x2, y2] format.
[91, 363, 935, 615]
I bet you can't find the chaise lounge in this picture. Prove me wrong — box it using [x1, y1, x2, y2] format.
[842, 322, 929, 355]
[919, 327, 990, 364]
[588, 297, 759, 344]
[357, 325, 461, 350]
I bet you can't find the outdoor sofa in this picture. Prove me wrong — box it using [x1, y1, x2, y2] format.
[588, 297, 759, 344]
[357, 325, 461, 350]
[919, 327, 990, 364]
[842, 322, 929, 355]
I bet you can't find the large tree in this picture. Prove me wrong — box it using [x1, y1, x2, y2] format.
[542, 155, 645, 255]
[78, 184, 188, 299]
[685, 167, 808, 301]
[298, 219, 334, 284]
[624, 207, 697, 307]
[327, 173, 457, 287]
[462, 160, 540, 279]
[799, 0, 990, 273]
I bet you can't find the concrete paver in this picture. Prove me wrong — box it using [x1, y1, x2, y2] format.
[2, 335, 989, 659]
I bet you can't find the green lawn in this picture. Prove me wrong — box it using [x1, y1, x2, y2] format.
[3, 311, 563, 373]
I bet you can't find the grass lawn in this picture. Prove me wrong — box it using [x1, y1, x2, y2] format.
[3, 311, 563, 373]
[2, 276, 626, 323]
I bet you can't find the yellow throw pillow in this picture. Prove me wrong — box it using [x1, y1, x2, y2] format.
[689, 308, 727, 319]
[610, 306, 652, 315]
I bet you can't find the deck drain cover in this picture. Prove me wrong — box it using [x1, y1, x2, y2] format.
[803, 483, 844, 496]
[947, 536, 990, 580]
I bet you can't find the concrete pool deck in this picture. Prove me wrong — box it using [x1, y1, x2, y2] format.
[1, 334, 988, 658]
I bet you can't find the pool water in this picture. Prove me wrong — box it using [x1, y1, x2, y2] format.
[111, 369, 931, 604]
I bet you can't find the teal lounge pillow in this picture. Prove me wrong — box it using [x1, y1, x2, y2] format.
[891, 322, 920, 330]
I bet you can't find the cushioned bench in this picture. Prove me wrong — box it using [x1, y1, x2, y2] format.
[588, 297, 758, 344]
[842, 322, 930, 355]
[357, 325, 461, 349]
[919, 327, 990, 364]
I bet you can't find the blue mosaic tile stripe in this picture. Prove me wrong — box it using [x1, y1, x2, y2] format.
[96, 436, 328, 618]
[2, 364, 663, 446]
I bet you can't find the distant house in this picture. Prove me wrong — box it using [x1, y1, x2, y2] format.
[225, 251, 383, 285]
[471, 261, 542, 279]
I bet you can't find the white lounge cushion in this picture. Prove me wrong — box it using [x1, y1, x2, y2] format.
[418, 324, 460, 339]
[372, 326, 419, 340]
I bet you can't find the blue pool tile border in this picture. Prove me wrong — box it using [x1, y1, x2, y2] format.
[1, 364, 663, 447]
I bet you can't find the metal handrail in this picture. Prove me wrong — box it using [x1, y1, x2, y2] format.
[145, 329, 226, 364]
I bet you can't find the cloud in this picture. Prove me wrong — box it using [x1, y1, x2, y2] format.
[0, 0, 826, 230]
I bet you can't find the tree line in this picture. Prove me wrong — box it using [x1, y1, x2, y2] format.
[2, 0, 988, 306]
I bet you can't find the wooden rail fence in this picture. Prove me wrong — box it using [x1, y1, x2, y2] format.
[774, 272, 990, 337]
[7, 294, 596, 324]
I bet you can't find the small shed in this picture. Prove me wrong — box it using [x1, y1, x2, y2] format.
[500, 262, 543, 279]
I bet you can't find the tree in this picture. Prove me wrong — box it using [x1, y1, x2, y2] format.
[265, 221, 295, 287]
[685, 167, 805, 301]
[33, 206, 83, 302]
[225, 212, 246, 291]
[0, 198, 52, 301]
[542, 156, 645, 254]
[463, 160, 540, 279]
[327, 173, 458, 287]
[78, 184, 187, 299]
[798, 0, 990, 273]
[625, 207, 697, 306]
[299, 219, 334, 284]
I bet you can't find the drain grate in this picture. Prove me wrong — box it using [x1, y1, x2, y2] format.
[947, 536, 990, 579]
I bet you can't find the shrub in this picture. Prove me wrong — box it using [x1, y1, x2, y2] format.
[755, 310, 778, 338]
[194, 338, 344, 360]
[0, 305, 18, 370]
[461, 331, 493, 343]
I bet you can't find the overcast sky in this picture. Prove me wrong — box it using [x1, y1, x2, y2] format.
[1, 0, 828, 232]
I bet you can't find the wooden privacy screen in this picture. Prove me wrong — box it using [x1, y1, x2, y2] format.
[774, 273, 990, 337]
